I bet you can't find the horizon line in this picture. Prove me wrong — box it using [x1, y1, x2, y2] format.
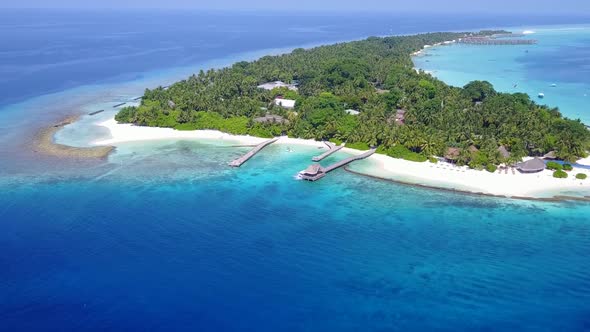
[1, 7, 590, 16]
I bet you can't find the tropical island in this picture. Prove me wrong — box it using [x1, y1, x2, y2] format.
[115, 31, 589, 166]
[106, 30, 590, 198]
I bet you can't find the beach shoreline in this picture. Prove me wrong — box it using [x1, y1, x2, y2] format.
[344, 167, 590, 203]
[88, 117, 590, 201]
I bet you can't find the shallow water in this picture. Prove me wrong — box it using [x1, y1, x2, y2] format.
[2, 141, 590, 331]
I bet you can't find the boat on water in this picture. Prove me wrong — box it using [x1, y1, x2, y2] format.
[538, 93, 545, 99]
[551, 83, 557, 87]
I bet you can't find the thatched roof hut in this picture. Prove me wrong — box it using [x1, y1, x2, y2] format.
[543, 151, 557, 160]
[445, 147, 461, 161]
[516, 158, 546, 173]
[301, 164, 323, 176]
[498, 145, 510, 159]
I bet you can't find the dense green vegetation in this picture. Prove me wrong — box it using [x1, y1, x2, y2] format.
[553, 170, 568, 178]
[563, 163, 573, 171]
[576, 173, 587, 180]
[377, 145, 428, 162]
[485, 164, 498, 173]
[546, 161, 563, 171]
[116, 31, 590, 165]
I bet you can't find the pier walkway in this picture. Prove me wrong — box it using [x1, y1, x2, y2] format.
[300, 149, 375, 181]
[312, 142, 344, 162]
[229, 137, 279, 167]
[88, 110, 105, 116]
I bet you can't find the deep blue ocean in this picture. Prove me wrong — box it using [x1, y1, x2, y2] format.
[1, 10, 590, 331]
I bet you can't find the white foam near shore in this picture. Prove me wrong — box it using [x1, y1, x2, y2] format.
[94, 118, 590, 199]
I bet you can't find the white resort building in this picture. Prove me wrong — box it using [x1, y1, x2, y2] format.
[257, 81, 298, 91]
[274, 97, 296, 109]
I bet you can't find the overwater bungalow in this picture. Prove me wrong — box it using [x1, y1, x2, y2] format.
[516, 158, 546, 173]
[299, 164, 326, 181]
[301, 164, 323, 176]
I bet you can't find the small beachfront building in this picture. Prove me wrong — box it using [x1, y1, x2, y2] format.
[274, 98, 296, 109]
[516, 157, 546, 173]
[543, 151, 557, 160]
[444, 147, 461, 163]
[257, 81, 298, 91]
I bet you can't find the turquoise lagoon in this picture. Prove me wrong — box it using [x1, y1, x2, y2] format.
[414, 25, 590, 124]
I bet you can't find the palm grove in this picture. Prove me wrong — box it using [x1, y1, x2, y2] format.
[116, 31, 590, 168]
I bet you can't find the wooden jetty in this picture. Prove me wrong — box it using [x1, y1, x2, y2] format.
[300, 149, 376, 181]
[312, 142, 344, 162]
[491, 33, 526, 38]
[229, 137, 279, 167]
[458, 37, 537, 45]
[132, 96, 143, 101]
[88, 110, 105, 116]
[113, 102, 127, 108]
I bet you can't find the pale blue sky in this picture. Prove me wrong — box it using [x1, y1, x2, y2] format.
[1, 0, 588, 13]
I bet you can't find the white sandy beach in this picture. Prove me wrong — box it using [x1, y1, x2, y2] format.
[359, 154, 590, 198]
[94, 118, 590, 199]
[577, 156, 590, 166]
[94, 118, 331, 148]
